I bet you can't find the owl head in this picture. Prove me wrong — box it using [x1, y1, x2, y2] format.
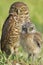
[22, 22, 36, 34]
[9, 2, 30, 23]
[9, 2, 29, 15]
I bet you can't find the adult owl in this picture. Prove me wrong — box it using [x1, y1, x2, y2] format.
[1, 2, 30, 55]
[20, 22, 42, 58]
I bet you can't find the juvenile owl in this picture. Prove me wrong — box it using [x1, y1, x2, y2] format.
[20, 22, 42, 58]
[1, 2, 30, 55]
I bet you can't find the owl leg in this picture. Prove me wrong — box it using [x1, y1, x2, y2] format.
[9, 45, 19, 56]
[28, 53, 36, 61]
[32, 53, 38, 61]
[10, 47, 14, 54]
[28, 53, 32, 59]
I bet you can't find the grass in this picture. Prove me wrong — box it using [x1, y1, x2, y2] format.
[0, 0, 43, 65]
[0, 46, 43, 65]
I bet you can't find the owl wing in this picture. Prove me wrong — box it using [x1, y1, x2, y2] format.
[2, 15, 14, 37]
[1, 14, 15, 50]
[34, 31, 42, 48]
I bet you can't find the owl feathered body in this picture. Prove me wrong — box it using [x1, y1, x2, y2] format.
[1, 2, 30, 55]
[20, 22, 42, 57]
[1, 14, 20, 54]
[20, 32, 42, 55]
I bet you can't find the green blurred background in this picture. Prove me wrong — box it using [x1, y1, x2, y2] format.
[0, 0, 43, 36]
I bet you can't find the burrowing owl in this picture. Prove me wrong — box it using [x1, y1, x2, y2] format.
[20, 22, 42, 58]
[1, 2, 30, 55]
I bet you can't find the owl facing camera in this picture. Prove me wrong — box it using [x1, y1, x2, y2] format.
[22, 22, 36, 34]
[20, 22, 42, 58]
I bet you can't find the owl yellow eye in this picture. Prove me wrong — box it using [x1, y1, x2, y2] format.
[19, 9, 23, 14]
[29, 27, 33, 31]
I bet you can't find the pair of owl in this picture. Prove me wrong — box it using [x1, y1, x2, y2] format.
[1, 2, 42, 57]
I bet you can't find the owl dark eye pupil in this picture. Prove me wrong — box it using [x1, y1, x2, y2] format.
[22, 26, 27, 33]
[14, 8, 18, 14]
[16, 9, 18, 14]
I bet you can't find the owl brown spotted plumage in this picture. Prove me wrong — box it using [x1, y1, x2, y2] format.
[1, 2, 30, 55]
[20, 22, 42, 58]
